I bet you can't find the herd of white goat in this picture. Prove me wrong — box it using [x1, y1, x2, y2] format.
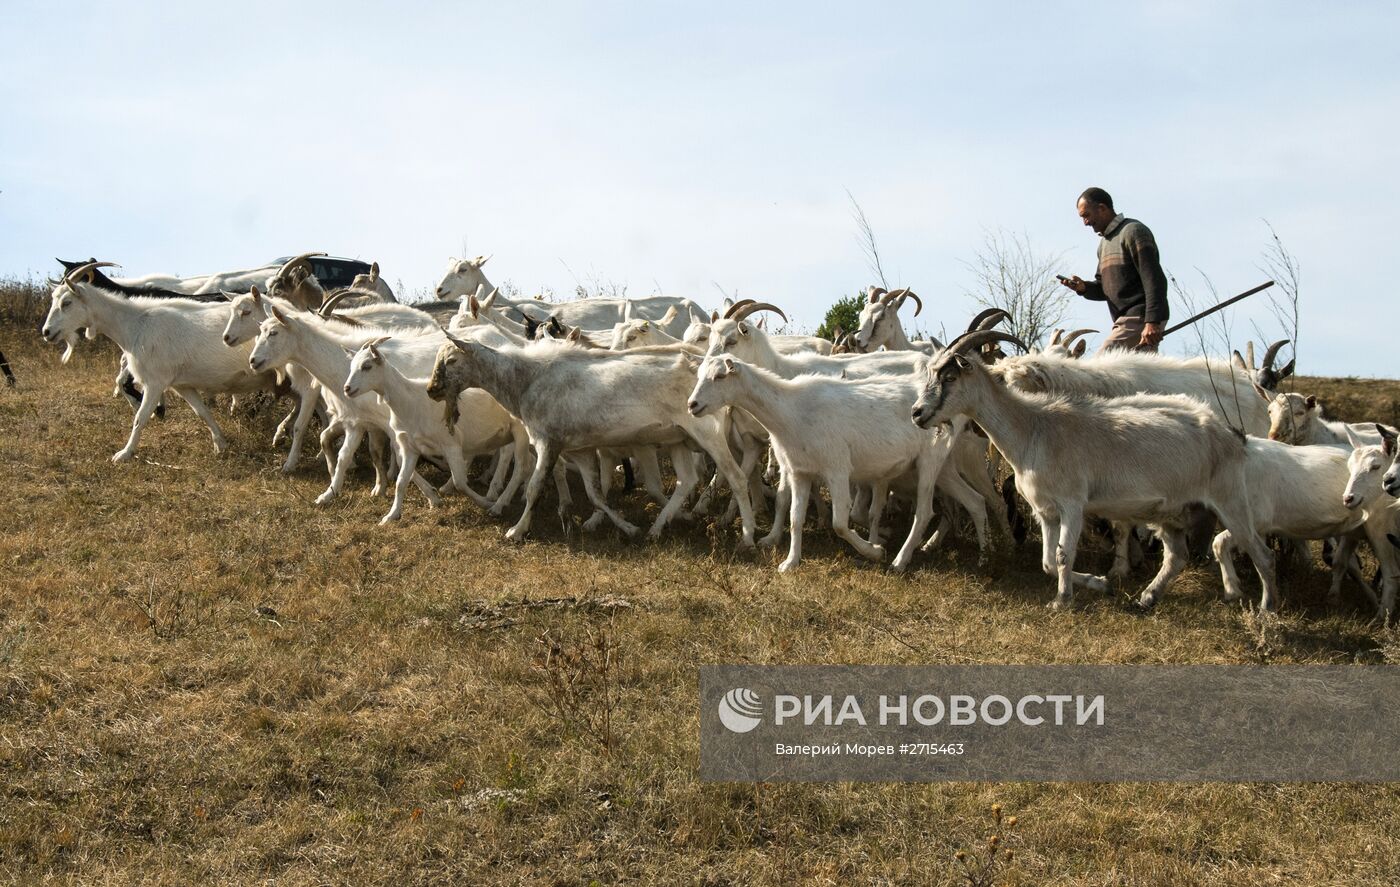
[31, 254, 1400, 618]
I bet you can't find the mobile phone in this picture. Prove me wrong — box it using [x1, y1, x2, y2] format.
[1055, 274, 1069, 282]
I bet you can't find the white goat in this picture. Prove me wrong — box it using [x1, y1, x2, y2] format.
[1213, 439, 1370, 603]
[705, 301, 926, 379]
[247, 305, 444, 507]
[348, 261, 397, 303]
[343, 336, 530, 524]
[42, 262, 315, 463]
[434, 255, 495, 299]
[852, 286, 937, 354]
[432, 255, 699, 336]
[55, 255, 277, 296]
[428, 337, 758, 545]
[687, 357, 964, 572]
[1262, 390, 1397, 447]
[912, 329, 1278, 611]
[993, 350, 1271, 438]
[1340, 426, 1400, 617]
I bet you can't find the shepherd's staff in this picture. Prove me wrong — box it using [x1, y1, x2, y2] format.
[1162, 280, 1275, 338]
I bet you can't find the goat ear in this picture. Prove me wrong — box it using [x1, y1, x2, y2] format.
[1344, 424, 1365, 450]
[737, 321, 750, 337]
[343, 346, 358, 359]
[1378, 424, 1397, 457]
[482, 287, 498, 308]
[1251, 382, 1271, 402]
[661, 305, 677, 323]
[721, 356, 737, 375]
[369, 261, 379, 281]
[567, 327, 581, 342]
[640, 320, 650, 330]
[1305, 395, 1317, 410]
[217, 290, 235, 302]
[269, 304, 289, 324]
[444, 332, 473, 353]
[1231, 350, 1246, 372]
[1071, 340, 1087, 358]
[710, 310, 718, 323]
[679, 353, 701, 372]
[1277, 359, 1295, 380]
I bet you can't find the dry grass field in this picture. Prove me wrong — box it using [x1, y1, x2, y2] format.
[2, 283, 1400, 884]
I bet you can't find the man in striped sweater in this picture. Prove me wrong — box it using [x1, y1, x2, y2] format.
[1059, 187, 1169, 353]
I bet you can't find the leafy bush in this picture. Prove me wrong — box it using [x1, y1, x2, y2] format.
[816, 293, 865, 341]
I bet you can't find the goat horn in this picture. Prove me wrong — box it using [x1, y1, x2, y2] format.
[722, 298, 757, 319]
[277, 251, 326, 279]
[319, 288, 354, 316]
[1261, 338, 1291, 369]
[1245, 340, 1256, 370]
[64, 260, 118, 285]
[897, 289, 923, 316]
[1049, 329, 1064, 345]
[946, 329, 1029, 356]
[971, 308, 1011, 332]
[966, 307, 1009, 332]
[732, 302, 788, 323]
[444, 331, 473, 353]
[1062, 328, 1099, 347]
[867, 285, 887, 302]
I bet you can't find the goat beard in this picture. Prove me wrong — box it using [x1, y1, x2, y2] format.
[442, 387, 462, 430]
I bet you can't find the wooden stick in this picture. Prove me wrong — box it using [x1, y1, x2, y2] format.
[1163, 280, 1275, 337]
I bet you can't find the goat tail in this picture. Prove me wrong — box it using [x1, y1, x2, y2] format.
[0, 348, 14, 386]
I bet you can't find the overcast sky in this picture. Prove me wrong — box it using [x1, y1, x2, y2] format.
[4, 2, 1394, 375]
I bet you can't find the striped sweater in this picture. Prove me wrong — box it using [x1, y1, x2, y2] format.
[1081, 214, 1169, 324]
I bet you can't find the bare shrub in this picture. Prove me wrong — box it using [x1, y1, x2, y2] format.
[965, 229, 1070, 348]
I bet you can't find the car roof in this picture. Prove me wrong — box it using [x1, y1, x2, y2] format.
[267, 256, 369, 265]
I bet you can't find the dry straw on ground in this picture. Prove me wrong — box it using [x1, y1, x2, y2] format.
[2, 306, 1399, 884]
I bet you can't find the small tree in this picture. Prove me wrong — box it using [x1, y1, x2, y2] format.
[965, 229, 1070, 349]
[817, 293, 865, 341]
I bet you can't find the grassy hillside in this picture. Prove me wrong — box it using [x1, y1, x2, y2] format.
[2, 311, 1399, 885]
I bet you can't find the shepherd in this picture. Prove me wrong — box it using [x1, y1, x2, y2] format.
[1059, 187, 1169, 354]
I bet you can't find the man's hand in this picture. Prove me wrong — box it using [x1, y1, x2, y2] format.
[1059, 275, 1088, 295]
[1139, 322, 1163, 348]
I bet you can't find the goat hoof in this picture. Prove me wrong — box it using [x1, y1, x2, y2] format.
[1083, 576, 1109, 594]
[1135, 595, 1157, 612]
[314, 490, 336, 506]
[111, 450, 135, 463]
[379, 512, 400, 526]
[778, 558, 799, 573]
[757, 536, 782, 550]
[1221, 590, 1243, 603]
[1046, 597, 1073, 612]
[867, 544, 887, 563]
